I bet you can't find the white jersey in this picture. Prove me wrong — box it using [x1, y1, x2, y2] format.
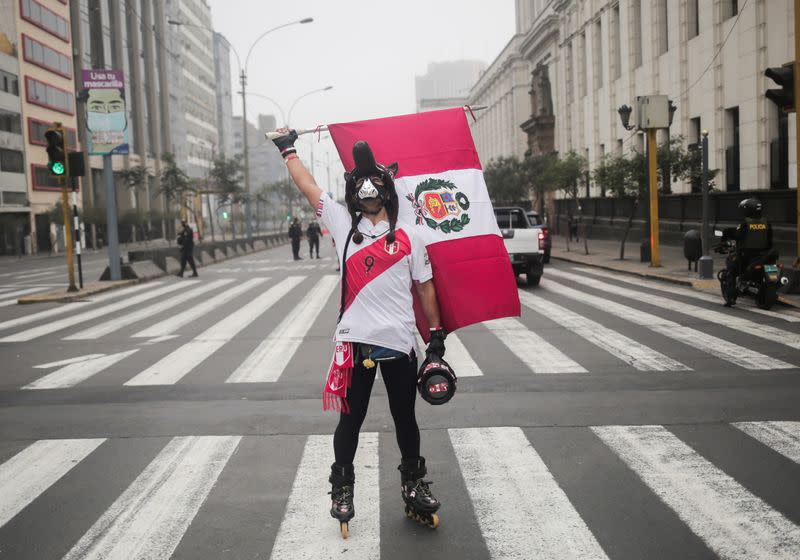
[316, 191, 432, 354]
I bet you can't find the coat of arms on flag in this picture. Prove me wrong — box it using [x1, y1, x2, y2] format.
[406, 178, 471, 234]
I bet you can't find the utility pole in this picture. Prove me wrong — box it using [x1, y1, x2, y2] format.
[698, 130, 713, 279]
[795, 0, 799, 254]
[647, 127, 659, 267]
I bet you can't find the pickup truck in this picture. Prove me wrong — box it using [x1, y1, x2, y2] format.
[526, 211, 552, 263]
[494, 206, 544, 286]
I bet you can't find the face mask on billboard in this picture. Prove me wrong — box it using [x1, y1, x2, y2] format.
[87, 111, 127, 132]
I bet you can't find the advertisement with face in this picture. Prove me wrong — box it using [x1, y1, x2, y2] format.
[81, 70, 129, 155]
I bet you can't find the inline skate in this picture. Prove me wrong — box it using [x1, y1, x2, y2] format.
[399, 457, 440, 529]
[329, 463, 355, 538]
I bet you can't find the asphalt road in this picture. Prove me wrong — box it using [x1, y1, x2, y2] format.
[0, 243, 799, 559]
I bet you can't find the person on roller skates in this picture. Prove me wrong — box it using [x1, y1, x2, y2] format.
[272, 129, 446, 538]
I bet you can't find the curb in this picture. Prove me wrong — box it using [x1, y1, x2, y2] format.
[551, 252, 800, 310]
[16, 239, 290, 305]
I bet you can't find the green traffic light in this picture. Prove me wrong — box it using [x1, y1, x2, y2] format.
[51, 162, 65, 175]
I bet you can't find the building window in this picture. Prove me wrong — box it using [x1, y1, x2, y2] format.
[599, 144, 606, 196]
[612, 5, 621, 80]
[725, 107, 740, 191]
[580, 33, 587, 97]
[0, 109, 22, 134]
[631, 0, 642, 68]
[31, 164, 63, 190]
[566, 42, 574, 103]
[690, 117, 701, 145]
[723, 0, 739, 20]
[593, 20, 603, 89]
[0, 70, 19, 96]
[25, 77, 74, 115]
[658, 0, 669, 54]
[0, 149, 24, 173]
[27, 118, 77, 148]
[769, 107, 789, 189]
[616, 139, 623, 156]
[19, 0, 70, 42]
[22, 34, 72, 78]
[688, 0, 699, 38]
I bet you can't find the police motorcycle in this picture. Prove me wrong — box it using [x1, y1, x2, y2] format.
[713, 199, 783, 310]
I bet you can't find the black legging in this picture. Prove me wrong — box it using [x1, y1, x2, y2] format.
[334, 352, 419, 466]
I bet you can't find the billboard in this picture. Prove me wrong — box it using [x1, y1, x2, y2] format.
[81, 69, 129, 155]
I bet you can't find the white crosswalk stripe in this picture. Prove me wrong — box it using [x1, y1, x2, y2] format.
[131, 277, 270, 338]
[269, 433, 380, 559]
[485, 317, 587, 373]
[23, 350, 140, 389]
[0, 287, 50, 306]
[548, 268, 800, 350]
[450, 426, 609, 559]
[518, 290, 689, 371]
[0, 282, 158, 334]
[125, 276, 305, 386]
[0, 438, 105, 528]
[575, 267, 800, 322]
[541, 279, 795, 370]
[227, 275, 339, 383]
[64, 278, 236, 340]
[593, 424, 800, 560]
[62, 436, 241, 560]
[733, 421, 800, 464]
[415, 331, 484, 377]
[0, 281, 196, 343]
[0, 423, 798, 556]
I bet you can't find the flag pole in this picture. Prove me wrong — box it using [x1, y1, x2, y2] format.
[264, 106, 488, 140]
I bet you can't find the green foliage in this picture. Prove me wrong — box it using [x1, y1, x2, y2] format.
[159, 152, 193, 203]
[81, 206, 107, 226]
[593, 151, 647, 199]
[118, 165, 149, 193]
[48, 201, 66, 226]
[210, 154, 244, 205]
[483, 156, 530, 205]
[549, 151, 587, 200]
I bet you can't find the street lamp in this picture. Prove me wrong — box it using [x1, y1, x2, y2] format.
[287, 86, 334, 127]
[618, 105, 634, 130]
[237, 91, 287, 127]
[168, 16, 314, 240]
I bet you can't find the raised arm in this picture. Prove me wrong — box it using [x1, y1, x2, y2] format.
[272, 128, 322, 209]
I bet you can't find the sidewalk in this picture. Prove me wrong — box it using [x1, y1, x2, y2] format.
[549, 234, 800, 309]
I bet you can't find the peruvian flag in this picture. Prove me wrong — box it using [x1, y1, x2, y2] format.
[328, 107, 520, 338]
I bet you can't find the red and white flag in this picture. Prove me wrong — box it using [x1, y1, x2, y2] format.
[328, 107, 520, 337]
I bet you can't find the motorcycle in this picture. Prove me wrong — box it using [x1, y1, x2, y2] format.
[713, 229, 785, 310]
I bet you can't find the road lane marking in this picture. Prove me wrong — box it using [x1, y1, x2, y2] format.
[0, 282, 195, 343]
[593, 425, 800, 559]
[132, 277, 269, 338]
[518, 290, 689, 371]
[484, 317, 587, 373]
[541, 280, 794, 370]
[63, 436, 240, 560]
[548, 268, 800, 350]
[227, 275, 338, 383]
[0, 287, 51, 307]
[23, 350, 140, 389]
[269, 433, 379, 560]
[125, 276, 304, 385]
[415, 331, 483, 377]
[575, 267, 800, 323]
[0, 439, 105, 528]
[65, 278, 236, 340]
[449, 426, 609, 559]
[732, 421, 800, 464]
[33, 354, 105, 369]
[0, 283, 159, 333]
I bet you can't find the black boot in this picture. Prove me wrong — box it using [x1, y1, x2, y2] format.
[328, 463, 355, 524]
[399, 457, 440, 528]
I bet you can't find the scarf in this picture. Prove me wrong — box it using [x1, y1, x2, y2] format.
[323, 341, 353, 413]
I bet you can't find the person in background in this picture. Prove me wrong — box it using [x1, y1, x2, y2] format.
[307, 219, 323, 259]
[177, 220, 198, 277]
[289, 217, 303, 260]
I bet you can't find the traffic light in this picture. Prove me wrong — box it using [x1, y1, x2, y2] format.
[222, 210, 229, 220]
[44, 128, 67, 176]
[765, 63, 795, 113]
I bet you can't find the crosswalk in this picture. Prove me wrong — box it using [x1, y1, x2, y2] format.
[0, 261, 797, 391]
[0, 422, 798, 559]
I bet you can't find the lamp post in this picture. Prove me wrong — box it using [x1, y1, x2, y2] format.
[168, 17, 313, 240]
[287, 86, 333, 127]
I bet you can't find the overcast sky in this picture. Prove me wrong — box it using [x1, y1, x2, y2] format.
[207, 0, 515, 192]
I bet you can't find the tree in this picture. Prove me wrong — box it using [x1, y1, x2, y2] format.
[209, 155, 244, 238]
[267, 178, 305, 225]
[483, 156, 530, 206]
[524, 153, 560, 219]
[593, 151, 647, 259]
[548, 151, 588, 254]
[158, 153, 194, 241]
[118, 165, 151, 244]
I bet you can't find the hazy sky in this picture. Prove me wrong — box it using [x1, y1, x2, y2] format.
[207, 0, 515, 190]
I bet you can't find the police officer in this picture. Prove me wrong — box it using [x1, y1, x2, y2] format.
[307, 219, 323, 259]
[722, 198, 773, 298]
[288, 217, 303, 260]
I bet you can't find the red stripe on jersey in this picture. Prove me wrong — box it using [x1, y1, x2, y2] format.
[342, 228, 411, 314]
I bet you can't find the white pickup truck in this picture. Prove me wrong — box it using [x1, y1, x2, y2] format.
[494, 206, 544, 286]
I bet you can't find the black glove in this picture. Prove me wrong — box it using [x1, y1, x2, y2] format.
[272, 129, 298, 158]
[426, 328, 447, 361]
